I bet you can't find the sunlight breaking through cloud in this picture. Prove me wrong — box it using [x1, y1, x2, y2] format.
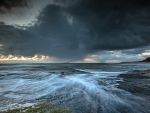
[0, 54, 50, 61]
[141, 50, 150, 56]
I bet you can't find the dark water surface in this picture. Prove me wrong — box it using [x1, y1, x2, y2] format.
[0, 63, 150, 113]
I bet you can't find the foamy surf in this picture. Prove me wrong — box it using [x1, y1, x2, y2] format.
[0, 63, 150, 113]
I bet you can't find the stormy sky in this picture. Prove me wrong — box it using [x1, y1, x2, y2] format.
[0, 0, 150, 63]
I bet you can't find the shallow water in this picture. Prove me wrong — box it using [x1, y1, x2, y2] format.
[0, 63, 150, 113]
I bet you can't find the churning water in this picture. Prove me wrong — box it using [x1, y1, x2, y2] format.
[0, 63, 150, 113]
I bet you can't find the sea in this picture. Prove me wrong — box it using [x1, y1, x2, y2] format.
[0, 63, 150, 113]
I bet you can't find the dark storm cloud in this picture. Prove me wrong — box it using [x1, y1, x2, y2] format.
[30, 4, 85, 60]
[121, 46, 150, 55]
[0, 0, 28, 13]
[0, 23, 33, 56]
[0, 0, 150, 61]
[63, 0, 150, 50]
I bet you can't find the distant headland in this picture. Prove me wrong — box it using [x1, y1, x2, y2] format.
[142, 57, 150, 62]
[121, 57, 150, 63]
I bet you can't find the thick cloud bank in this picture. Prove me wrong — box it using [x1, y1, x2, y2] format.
[0, 0, 28, 13]
[0, 0, 150, 61]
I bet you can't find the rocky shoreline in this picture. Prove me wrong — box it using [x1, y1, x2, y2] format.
[1, 63, 150, 113]
[118, 69, 150, 100]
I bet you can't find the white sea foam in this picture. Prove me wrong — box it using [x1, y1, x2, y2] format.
[0, 64, 150, 112]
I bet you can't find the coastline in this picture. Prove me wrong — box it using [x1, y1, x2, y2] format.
[117, 69, 150, 101]
[0, 63, 150, 112]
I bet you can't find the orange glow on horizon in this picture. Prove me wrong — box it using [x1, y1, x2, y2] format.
[0, 54, 50, 61]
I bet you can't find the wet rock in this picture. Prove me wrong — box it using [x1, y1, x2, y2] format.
[0, 74, 4, 76]
[61, 72, 65, 75]
[119, 70, 150, 79]
[118, 69, 150, 96]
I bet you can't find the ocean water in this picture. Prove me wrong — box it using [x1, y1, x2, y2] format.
[0, 63, 150, 113]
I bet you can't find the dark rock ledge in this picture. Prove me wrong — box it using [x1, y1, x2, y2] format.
[117, 69, 150, 97]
